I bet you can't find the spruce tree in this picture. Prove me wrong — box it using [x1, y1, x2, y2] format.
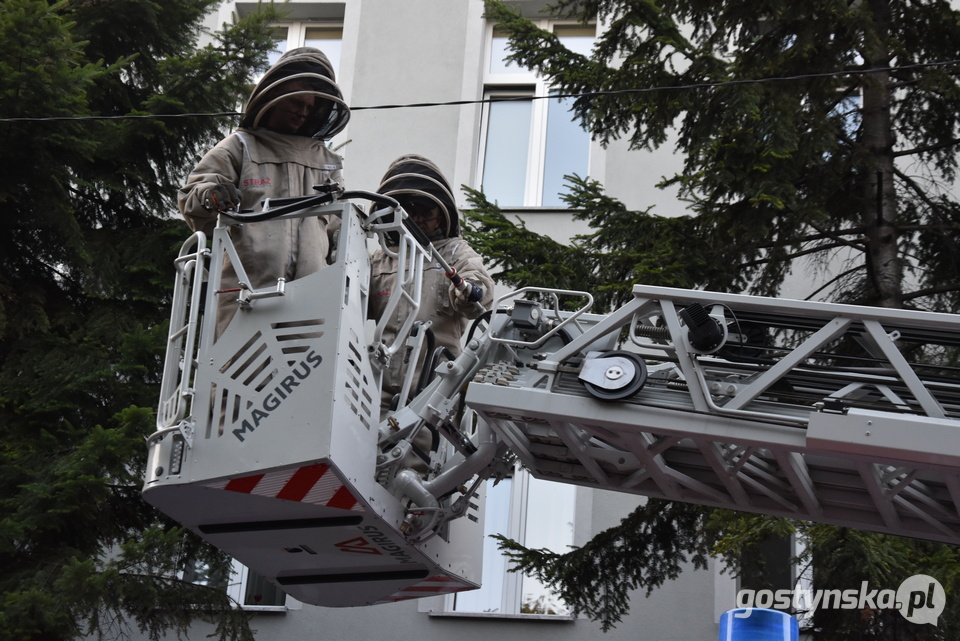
[0, 1, 280, 639]
[466, 1, 960, 638]
[474, 0, 960, 311]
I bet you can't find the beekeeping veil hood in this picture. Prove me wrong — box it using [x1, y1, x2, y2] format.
[378, 155, 460, 238]
[240, 47, 350, 139]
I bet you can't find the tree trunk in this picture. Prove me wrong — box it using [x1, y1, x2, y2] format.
[861, 0, 901, 308]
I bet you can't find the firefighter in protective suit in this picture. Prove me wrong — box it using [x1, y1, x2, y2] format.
[178, 47, 349, 336]
[369, 155, 495, 439]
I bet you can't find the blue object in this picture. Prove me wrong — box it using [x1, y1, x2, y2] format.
[718, 608, 799, 641]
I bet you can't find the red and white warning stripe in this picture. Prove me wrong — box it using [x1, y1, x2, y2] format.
[207, 463, 363, 511]
[377, 574, 476, 603]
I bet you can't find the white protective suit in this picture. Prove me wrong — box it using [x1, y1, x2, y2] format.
[369, 156, 495, 424]
[178, 47, 349, 336]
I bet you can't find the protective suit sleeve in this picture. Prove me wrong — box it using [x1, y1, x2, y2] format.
[177, 136, 244, 235]
[446, 242, 494, 319]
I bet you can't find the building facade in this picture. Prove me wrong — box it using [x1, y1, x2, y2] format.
[219, 0, 690, 235]
[158, 1, 741, 639]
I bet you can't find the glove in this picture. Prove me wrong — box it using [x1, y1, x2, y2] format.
[452, 279, 484, 303]
[202, 184, 241, 212]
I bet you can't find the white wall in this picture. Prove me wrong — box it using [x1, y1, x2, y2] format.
[336, 0, 690, 221]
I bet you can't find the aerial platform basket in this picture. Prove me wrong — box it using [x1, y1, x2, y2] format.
[143, 199, 483, 607]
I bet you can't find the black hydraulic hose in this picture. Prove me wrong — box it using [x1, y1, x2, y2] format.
[224, 194, 332, 222]
[222, 189, 400, 222]
[466, 309, 493, 344]
[414, 326, 437, 394]
[417, 344, 457, 397]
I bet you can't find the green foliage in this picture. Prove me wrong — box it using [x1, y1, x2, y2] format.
[706, 511, 798, 579]
[495, 499, 715, 631]
[464, 177, 707, 313]
[463, 187, 596, 298]
[478, 0, 960, 637]
[482, 0, 960, 310]
[800, 526, 960, 641]
[709, 515, 960, 640]
[498, 502, 960, 638]
[0, 1, 282, 639]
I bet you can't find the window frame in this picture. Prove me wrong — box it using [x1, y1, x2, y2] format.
[226, 560, 303, 612]
[436, 465, 577, 620]
[476, 20, 595, 208]
[478, 87, 539, 207]
[265, 21, 344, 75]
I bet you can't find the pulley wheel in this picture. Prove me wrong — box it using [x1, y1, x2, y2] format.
[580, 350, 647, 401]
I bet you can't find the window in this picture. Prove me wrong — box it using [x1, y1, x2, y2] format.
[832, 91, 862, 138]
[181, 557, 228, 592]
[226, 561, 301, 611]
[479, 23, 595, 207]
[444, 466, 576, 617]
[739, 534, 795, 595]
[180, 556, 293, 611]
[738, 533, 811, 625]
[481, 93, 533, 206]
[267, 22, 343, 74]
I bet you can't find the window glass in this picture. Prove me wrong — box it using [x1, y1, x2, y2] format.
[265, 24, 343, 74]
[452, 478, 512, 612]
[554, 24, 595, 56]
[267, 26, 289, 68]
[489, 28, 518, 74]
[481, 97, 533, 206]
[542, 93, 590, 207]
[241, 568, 287, 607]
[520, 476, 574, 614]
[182, 558, 227, 589]
[450, 470, 574, 616]
[305, 25, 343, 74]
[491, 25, 593, 73]
[540, 25, 594, 206]
[226, 562, 288, 609]
[481, 21, 595, 208]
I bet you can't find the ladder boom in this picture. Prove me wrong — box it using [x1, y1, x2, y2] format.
[469, 285, 960, 544]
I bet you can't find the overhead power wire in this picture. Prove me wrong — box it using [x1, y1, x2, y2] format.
[2, 59, 959, 124]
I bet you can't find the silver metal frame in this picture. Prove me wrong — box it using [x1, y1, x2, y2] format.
[144, 199, 491, 607]
[470, 285, 960, 544]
